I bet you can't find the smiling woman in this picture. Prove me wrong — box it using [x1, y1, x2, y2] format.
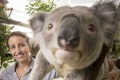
[1, 31, 59, 80]
[1, 31, 32, 80]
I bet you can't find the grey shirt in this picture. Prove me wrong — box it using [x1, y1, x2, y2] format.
[1, 57, 58, 80]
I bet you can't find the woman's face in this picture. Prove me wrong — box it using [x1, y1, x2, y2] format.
[8, 36, 31, 63]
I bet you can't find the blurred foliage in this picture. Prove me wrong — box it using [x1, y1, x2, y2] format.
[107, 31, 120, 59]
[0, 0, 7, 18]
[25, 0, 56, 17]
[0, 23, 14, 69]
[108, 40, 120, 59]
[0, 0, 14, 69]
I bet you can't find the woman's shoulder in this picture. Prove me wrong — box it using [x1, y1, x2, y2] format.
[1, 62, 16, 74]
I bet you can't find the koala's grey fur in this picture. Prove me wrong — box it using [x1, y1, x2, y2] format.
[29, 0, 120, 80]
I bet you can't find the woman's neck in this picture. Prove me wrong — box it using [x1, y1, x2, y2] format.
[17, 56, 31, 70]
[16, 57, 32, 80]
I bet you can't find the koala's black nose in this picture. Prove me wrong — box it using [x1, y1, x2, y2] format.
[58, 16, 80, 49]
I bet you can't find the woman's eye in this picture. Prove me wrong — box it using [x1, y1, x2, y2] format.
[10, 46, 15, 50]
[88, 24, 95, 32]
[20, 43, 25, 47]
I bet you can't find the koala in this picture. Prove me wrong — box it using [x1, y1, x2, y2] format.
[29, 0, 120, 80]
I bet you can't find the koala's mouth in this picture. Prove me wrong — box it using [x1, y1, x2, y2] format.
[51, 48, 80, 64]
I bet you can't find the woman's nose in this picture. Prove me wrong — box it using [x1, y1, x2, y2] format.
[15, 47, 22, 54]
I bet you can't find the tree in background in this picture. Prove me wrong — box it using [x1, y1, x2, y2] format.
[0, 0, 14, 69]
[25, 0, 56, 17]
[0, 23, 14, 69]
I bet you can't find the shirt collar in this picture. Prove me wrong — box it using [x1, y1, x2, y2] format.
[29, 57, 35, 70]
[6, 62, 17, 75]
[6, 57, 35, 75]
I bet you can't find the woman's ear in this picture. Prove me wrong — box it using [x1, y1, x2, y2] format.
[29, 44, 32, 52]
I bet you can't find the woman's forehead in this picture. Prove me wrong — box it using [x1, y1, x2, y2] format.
[8, 36, 26, 44]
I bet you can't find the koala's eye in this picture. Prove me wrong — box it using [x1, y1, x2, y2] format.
[47, 23, 53, 30]
[88, 24, 95, 32]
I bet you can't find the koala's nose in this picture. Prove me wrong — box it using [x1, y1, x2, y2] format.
[58, 16, 80, 49]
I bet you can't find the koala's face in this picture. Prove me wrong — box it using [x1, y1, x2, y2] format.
[31, 1, 119, 69]
[40, 6, 104, 69]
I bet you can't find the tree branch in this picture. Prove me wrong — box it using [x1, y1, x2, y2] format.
[0, 16, 30, 28]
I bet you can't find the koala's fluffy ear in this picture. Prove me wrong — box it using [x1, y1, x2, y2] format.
[29, 12, 47, 50]
[92, 1, 120, 46]
[29, 12, 47, 32]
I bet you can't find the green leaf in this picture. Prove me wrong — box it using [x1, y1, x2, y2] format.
[25, 0, 56, 16]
